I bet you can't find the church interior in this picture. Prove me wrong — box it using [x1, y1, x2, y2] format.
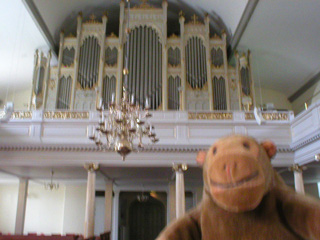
[1, 0, 320, 239]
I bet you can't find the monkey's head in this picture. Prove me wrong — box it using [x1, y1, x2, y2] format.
[197, 135, 277, 213]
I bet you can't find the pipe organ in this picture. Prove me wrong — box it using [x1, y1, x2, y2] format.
[32, 0, 255, 112]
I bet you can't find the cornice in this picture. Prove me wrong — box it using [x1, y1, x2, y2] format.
[0, 145, 292, 153]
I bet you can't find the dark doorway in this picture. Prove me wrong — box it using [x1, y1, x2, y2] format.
[129, 197, 165, 240]
[119, 192, 166, 240]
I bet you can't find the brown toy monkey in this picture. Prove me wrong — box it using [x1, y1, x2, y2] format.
[157, 135, 320, 240]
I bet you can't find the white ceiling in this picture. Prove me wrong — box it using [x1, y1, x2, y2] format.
[33, 0, 248, 43]
[238, 0, 320, 97]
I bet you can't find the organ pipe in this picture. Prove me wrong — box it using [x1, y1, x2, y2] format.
[168, 76, 181, 110]
[213, 76, 227, 110]
[186, 37, 207, 89]
[78, 36, 100, 89]
[102, 75, 116, 108]
[57, 76, 72, 109]
[123, 26, 162, 109]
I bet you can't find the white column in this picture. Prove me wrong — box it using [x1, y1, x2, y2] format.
[111, 190, 120, 240]
[15, 178, 28, 235]
[84, 163, 99, 238]
[173, 164, 187, 218]
[291, 164, 305, 194]
[168, 182, 176, 222]
[104, 181, 113, 233]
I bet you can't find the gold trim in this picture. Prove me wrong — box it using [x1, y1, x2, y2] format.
[188, 14, 202, 25]
[288, 164, 304, 173]
[211, 34, 222, 40]
[245, 112, 289, 121]
[188, 112, 233, 120]
[132, 0, 156, 9]
[44, 111, 89, 119]
[84, 163, 100, 172]
[173, 163, 188, 172]
[11, 111, 33, 119]
[85, 14, 100, 24]
[108, 32, 118, 38]
[168, 33, 179, 39]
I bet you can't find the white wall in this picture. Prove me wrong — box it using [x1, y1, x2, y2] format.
[254, 87, 292, 110]
[0, 183, 19, 234]
[62, 184, 86, 235]
[292, 80, 320, 114]
[94, 196, 105, 236]
[1, 88, 31, 110]
[24, 182, 66, 235]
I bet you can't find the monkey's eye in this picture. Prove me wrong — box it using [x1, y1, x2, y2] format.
[243, 142, 250, 150]
[212, 147, 217, 155]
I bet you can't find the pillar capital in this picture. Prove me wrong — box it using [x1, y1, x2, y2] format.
[84, 163, 99, 172]
[173, 163, 188, 172]
[289, 164, 305, 173]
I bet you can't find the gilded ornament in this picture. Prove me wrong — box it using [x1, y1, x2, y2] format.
[188, 112, 233, 120]
[168, 33, 179, 39]
[86, 14, 99, 24]
[133, 0, 156, 9]
[84, 163, 100, 172]
[173, 163, 188, 172]
[245, 112, 289, 121]
[288, 164, 305, 173]
[108, 32, 118, 38]
[44, 111, 89, 119]
[11, 111, 33, 119]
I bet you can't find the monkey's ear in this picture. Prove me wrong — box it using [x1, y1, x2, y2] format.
[261, 141, 277, 159]
[196, 151, 207, 166]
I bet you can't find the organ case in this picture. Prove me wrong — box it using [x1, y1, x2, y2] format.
[33, 0, 255, 112]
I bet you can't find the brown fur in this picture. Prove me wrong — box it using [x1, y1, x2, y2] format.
[157, 135, 320, 240]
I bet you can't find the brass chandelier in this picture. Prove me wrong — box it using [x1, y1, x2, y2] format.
[44, 170, 59, 191]
[89, 0, 158, 161]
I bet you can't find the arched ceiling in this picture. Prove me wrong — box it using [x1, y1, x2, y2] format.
[32, 0, 248, 46]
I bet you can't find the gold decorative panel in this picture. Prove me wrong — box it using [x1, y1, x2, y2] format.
[245, 112, 289, 121]
[11, 111, 33, 119]
[188, 112, 233, 120]
[44, 111, 89, 119]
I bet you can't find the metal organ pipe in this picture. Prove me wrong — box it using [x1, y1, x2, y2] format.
[199, 39, 204, 88]
[148, 28, 152, 104]
[129, 29, 134, 94]
[131, 30, 137, 101]
[196, 38, 201, 88]
[152, 30, 156, 109]
[124, 26, 162, 109]
[78, 36, 100, 89]
[186, 37, 207, 90]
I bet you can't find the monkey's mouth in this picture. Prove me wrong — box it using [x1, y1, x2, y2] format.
[210, 171, 259, 189]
